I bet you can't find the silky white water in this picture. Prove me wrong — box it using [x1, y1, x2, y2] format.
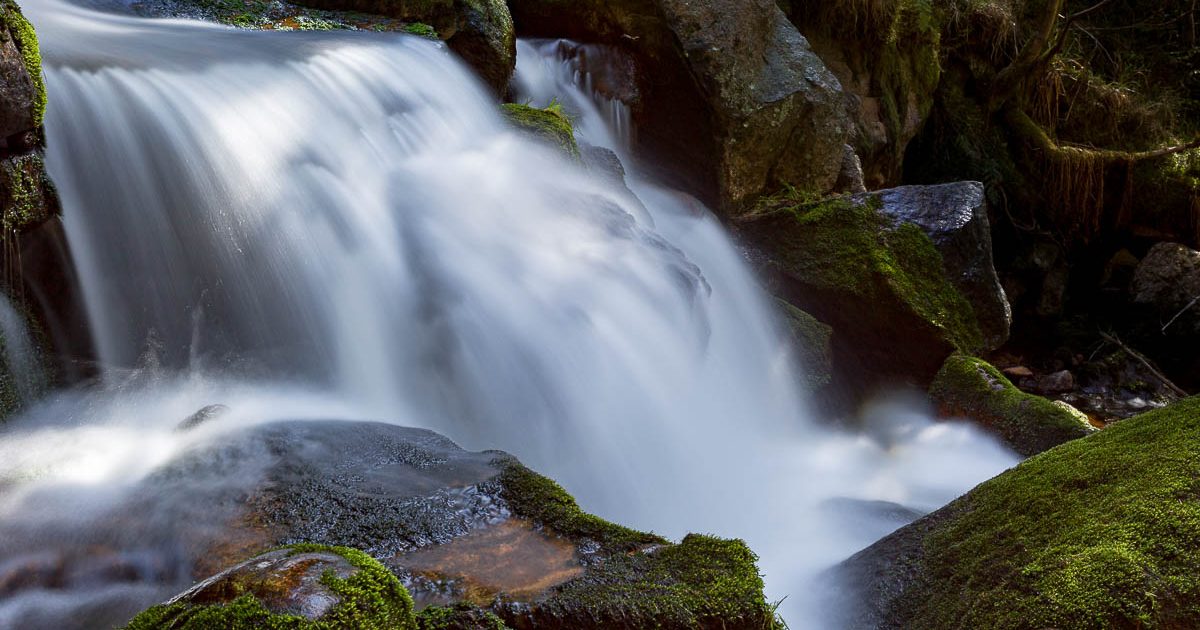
[0, 3, 1020, 627]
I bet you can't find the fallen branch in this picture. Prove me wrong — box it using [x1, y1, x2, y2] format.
[1162, 295, 1200, 334]
[1099, 330, 1190, 397]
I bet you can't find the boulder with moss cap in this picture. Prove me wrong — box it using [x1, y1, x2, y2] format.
[930, 354, 1093, 457]
[832, 396, 1200, 629]
[740, 188, 986, 393]
[42, 419, 779, 628]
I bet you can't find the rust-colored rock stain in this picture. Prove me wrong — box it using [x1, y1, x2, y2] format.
[397, 518, 582, 604]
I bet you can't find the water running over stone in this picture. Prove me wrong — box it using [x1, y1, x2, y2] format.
[0, 2, 1020, 626]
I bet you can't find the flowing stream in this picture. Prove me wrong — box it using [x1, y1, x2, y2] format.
[0, 3, 1020, 627]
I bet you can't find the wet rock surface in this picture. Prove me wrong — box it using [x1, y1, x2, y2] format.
[3, 419, 776, 629]
[869, 182, 1011, 351]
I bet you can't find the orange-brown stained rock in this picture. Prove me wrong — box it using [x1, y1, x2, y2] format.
[396, 519, 582, 604]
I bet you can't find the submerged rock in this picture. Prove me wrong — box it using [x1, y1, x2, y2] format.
[10, 420, 777, 629]
[508, 0, 854, 215]
[929, 355, 1093, 457]
[832, 396, 1200, 629]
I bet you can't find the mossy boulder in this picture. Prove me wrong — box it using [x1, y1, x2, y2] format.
[776, 298, 833, 393]
[740, 191, 984, 393]
[0, 0, 43, 137]
[930, 354, 1094, 457]
[124, 544, 417, 629]
[507, 0, 854, 215]
[20, 420, 777, 628]
[500, 102, 578, 158]
[833, 396, 1200, 629]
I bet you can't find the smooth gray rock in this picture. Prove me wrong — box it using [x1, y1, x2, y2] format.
[869, 181, 1012, 351]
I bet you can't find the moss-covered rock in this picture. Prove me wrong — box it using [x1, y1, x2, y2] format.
[500, 102, 578, 158]
[124, 544, 417, 629]
[741, 192, 983, 392]
[835, 396, 1200, 629]
[776, 298, 833, 393]
[94, 421, 777, 630]
[0, 0, 43, 135]
[930, 354, 1094, 456]
[516, 533, 781, 629]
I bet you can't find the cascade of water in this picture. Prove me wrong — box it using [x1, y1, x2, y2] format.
[0, 2, 1021, 626]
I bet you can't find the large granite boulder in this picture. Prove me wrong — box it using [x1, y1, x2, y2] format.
[507, 0, 855, 216]
[831, 396, 1200, 629]
[1, 419, 778, 629]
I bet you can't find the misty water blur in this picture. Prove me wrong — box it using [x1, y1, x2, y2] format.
[0, 3, 1021, 627]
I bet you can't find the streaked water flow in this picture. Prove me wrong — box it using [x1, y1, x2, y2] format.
[0, 4, 1020, 626]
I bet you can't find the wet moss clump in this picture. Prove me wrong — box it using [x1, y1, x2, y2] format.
[124, 544, 417, 629]
[1, 0, 45, 127]
[890, 396, 1200, 628]
[494, 457, 666, 554]
[500, 102, 580, 159]
[930, 354, 1093, 456]
[533, 534, 783, 629]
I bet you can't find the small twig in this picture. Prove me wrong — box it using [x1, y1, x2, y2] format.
[1162, 296, 1200, 334]
[1099, 330, 1190, 397]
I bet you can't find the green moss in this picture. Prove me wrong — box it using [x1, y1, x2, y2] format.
[930, 354, 1093, 456]
[494, 457, 666, 554]
[2, 0, 45, 127]
[538, 534, 783, 629]
[897, 396, 1200, 629]
[764, 195, 984, 354]
[416, 603, 509, 630]
[124, 544, 417, 629]
[499, 102, 580, 159]
[403, 22, 438, 38]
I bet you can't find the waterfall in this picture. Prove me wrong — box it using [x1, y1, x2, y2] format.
[0, 2, 1020, 627]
